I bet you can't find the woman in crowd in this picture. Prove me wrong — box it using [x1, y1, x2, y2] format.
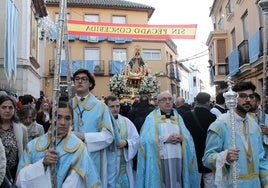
[0, 95, 28, 180]
[36, 111, 50, 133]
[17, 104, 44, 141]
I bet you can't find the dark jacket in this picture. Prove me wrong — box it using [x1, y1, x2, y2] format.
[176, 104, 191, 116]
[182, 106, 216, 173]
[127, 103, 154, 133]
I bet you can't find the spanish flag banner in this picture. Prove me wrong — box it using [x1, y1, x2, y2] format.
[68, 20, 197, 40]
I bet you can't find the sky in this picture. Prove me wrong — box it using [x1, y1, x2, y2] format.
[128, 0, 215, 93]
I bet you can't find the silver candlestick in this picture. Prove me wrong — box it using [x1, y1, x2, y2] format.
[223, 77, 238, 188]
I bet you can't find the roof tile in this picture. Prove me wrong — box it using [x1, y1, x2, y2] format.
[46, 0, 154, 10]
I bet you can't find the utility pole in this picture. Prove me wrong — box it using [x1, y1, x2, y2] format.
[259, 0, 268, 123]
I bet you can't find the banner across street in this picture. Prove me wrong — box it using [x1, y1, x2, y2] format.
[68, 20, 197, 39]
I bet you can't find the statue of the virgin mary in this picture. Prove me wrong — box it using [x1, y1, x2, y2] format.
[128, 47, 145, 77]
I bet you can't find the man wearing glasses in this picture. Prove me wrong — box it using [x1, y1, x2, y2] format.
[136, 90, 199, 188]
[203, 81, 268, 187]
[71, 68, 116, 188]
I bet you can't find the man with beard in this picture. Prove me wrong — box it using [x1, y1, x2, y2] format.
[203, 81, 268, 187]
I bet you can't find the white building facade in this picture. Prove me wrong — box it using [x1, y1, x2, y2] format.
[0, 0, 44, 98]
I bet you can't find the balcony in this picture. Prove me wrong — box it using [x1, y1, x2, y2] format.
[93, 60, 105, 76]
[107, 37, 132, 44]
[49, 59, 105, 76]
[166, 62, 180, 81]
[228, 48, 239, 77]
[225, 0, 234, 21]
[206, 31, 227, 46]
[238, 40, 249, 67]
[249, 28, 263, 64]
[209, 60, 229, 85]
[79, 36, 106, 43]
[109, 60, 127, 75]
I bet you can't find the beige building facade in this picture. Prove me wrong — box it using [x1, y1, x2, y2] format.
[207, 0, 267, 97]
[44, 0, 179, 99]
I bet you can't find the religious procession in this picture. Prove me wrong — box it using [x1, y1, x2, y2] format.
[1, 0, 268, 188]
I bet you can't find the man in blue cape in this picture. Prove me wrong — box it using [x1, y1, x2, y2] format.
[136, 91, 199, 188]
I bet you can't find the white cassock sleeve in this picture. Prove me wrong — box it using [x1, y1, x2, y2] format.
[16, 159, 84, 188]
[62, 170, 84, 188]
[84, 128, 114, 152]
[123, 118, 139, 161]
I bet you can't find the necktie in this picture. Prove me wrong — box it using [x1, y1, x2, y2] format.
[80, 97, 85, 101]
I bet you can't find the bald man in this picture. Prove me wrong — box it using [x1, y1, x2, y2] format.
[175, 97, 191, 116]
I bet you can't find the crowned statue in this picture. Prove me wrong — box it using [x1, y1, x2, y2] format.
[109, 46, 158, 99]
[126, 47, 147, 78]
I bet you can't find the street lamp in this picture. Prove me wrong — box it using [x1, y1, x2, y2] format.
[259, 0, 268, 123]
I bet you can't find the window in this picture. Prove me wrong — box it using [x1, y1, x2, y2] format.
[113, 49, 127, 61]
[85, 48, 100, 66]
[112, 16, 126, 24]
[111, 16, 128, 42]
[226, 0, 234, 21]
[84, 14, 99, 22]
[218, 64, 227, 75]
[193, 76, 196, 87]
[242, 11, 249, 40]
[258, 2, 264, 27]
[231, 29, 236, 50]
[83, 15, 101, 42]
[226, 0, 234, 15]
[217, 40, 226, 62]
[111, 49, 127, 74]
[218, 17, 224, 30]
[218, 8, 224, 30]
[142, 49, 161, 60]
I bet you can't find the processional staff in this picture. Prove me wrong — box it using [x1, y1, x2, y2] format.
[63, 6, 72, 101]
[223, 77, 238, 188]
[49, 0, 68, 187]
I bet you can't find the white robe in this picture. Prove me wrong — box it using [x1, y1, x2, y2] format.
[16, 159, 84, 188]
[83, 128, 114, 187]
[115, 115, 139, 188]
[159, 119, 182, 188]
